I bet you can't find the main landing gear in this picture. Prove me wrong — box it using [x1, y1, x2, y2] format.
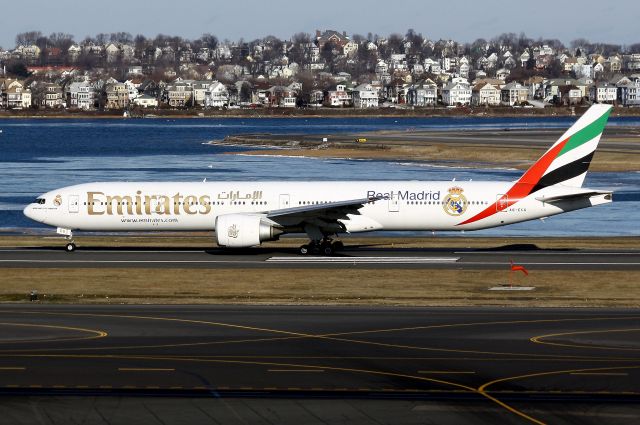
[298, 239, 344, 256]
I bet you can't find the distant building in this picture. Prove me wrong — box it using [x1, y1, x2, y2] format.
[67, 81, 95, 110]
[0, 79, 31, 109]
[500, 82, 529, 106]
[352, 83, 378, 108]
[132, 94, 158, 108]
[204, 82, 230, 108]
[472, 83, 501, 106]
[441, 81, 471, 106]
[105, 83, 129, 109]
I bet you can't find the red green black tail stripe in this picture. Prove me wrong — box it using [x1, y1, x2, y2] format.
[457, 106, 610, 226]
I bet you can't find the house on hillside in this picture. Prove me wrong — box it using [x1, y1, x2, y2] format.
[325, 84, 351, 107]
[315, 30, 350, 50]
[204, 82, 230, 108]
[501, 82, 529, 106]
[67, 81, 95, 110]
[105, 83, 129, 109]
[0, 79, 32, 109]
[352, 83, 378, 108]
[472, 83, 501, 106]
[132, 94, 158, 108]
[441, 81, 471, 106]
[590, 81, 617, 104]
[406, 79, 437, 106]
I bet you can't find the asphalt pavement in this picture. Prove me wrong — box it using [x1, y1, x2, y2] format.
[0, 305, 639, 424]
[0, 245, 639, 270]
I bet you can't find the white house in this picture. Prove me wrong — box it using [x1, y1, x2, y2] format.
[375, 60, 389, 74]
[326, 84, 351, 107]
[617, 79, 640, 106]
[133, 94, 158, 108]
[441, 82, 471, 105]
[590, 82, 617, 103]
[204, 82, 229, 108]
[1, 79, 31, 109]
[67, 81, 95, 110]
[472, 83, 501, 106]
[128, 65, 143, 75]
[105, 43, 120, 62]
[343, 41, 358, 57]
[352, 83, 378, 108]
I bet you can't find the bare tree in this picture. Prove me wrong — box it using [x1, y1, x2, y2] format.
[110, 32, 133, 44]
[96, 33, 109, 45]
[15, 31, 43, 47]
[134, 34, 148, 51]
[200, 33, 218, 50]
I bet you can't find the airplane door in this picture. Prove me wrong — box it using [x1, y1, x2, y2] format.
[496, 194, 508, 212]
[69, 195, 79, 213]
[388, 193, 399, 212]
[279, 194, 290, 209]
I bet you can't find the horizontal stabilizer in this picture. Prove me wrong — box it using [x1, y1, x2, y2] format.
[535, 190, 612, 203]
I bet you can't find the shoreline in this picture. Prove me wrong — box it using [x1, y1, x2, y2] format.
[2, 105, 640, 119]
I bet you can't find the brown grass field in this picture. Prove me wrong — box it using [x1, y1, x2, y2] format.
[241, 143, 639, 172]
[1, 235, 638, 307]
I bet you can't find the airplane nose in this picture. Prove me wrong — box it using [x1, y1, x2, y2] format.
[23, 204, 38, 222]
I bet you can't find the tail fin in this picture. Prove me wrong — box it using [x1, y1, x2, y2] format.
[458, 105, 611, 226]
[523, 104, 612, 192]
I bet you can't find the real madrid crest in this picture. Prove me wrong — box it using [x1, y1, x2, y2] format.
[53, 195, 62, 207]
[443, 186, 468, 216]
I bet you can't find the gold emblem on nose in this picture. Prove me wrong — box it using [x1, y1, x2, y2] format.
[54, 195, 62, 207]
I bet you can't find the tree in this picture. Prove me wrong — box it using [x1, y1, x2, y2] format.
[386, 33, 404, 55]
[110, 32, 132, 44]
[134, 34, 148, 51]
[289, 32, 312, 65]
[96, 33, 109, 45]
[320, 42, 334, 67]
[239, 81, 252, 103]
[404, 29, 423, 55]
[200, 33, 218, 50]
[15, 31, 42, 47]
[5, 61, 30, 78]
[352, 33, 365, 44]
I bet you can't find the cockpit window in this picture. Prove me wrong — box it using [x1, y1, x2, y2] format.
[35, 198, 46, 204]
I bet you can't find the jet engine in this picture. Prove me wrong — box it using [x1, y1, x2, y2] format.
[215, 214, 283, 248]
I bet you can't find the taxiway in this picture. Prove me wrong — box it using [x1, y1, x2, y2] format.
[0, 305, 639, 424]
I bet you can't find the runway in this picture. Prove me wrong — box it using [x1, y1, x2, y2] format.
[0, 305, 639, 424]
[1, 245, 639, 270]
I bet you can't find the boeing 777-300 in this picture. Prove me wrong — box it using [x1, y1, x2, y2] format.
[24, 104, 614, 255]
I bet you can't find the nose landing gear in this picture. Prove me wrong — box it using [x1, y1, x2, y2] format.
[59, 229, 76, 252]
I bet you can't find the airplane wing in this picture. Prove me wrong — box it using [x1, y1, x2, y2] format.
[267, 197, 381, 222]
[535, 190, 612, 203]
[266, 197, 381, 235]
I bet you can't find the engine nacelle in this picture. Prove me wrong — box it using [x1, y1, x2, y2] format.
[215, 214, 283, 248]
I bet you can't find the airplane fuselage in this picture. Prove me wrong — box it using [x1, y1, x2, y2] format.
[24, 180, 610, 234]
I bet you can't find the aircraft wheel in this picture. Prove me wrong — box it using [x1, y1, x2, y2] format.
[65, 242, 76, 253]
[299, 244, 309, 255]
[321, 242, 334, 256]
[332, 241, 344, 251]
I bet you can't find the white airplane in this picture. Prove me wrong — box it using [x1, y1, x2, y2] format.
[24, 104, 613, 255]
